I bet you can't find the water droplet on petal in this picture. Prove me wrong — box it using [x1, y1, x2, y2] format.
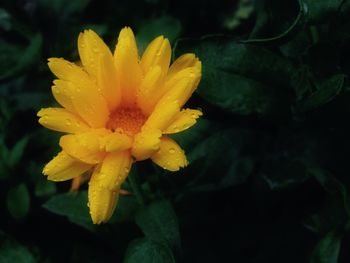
[169, 148, 175, 154]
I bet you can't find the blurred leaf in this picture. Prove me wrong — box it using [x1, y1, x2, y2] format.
[0, 233, 36, 263]
[246, 0, 308, 45]
[0, 34, 43, 80]
[304, 0, 343, 24]
[294, 74, 345, 113]
[310, 231, 341, 263]
[136, 16, 182, 52]
[6, 184, 30, 219]
[0, 8, 11, 31]
[109, 195, 140, 223]
[123, 238, 175, 263]
[39, 0, 91, 16]
[183, 129, 256, 192]
[175, 36, 294, 115]
[8, 136, 29, 168]
[43, 191, 96, 231]
[135, 200, 180, 250]
[261, 160, 310, 190]
[34, 179, 57, 197]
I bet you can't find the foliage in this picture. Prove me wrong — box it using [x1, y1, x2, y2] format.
[1, 0, 350, 262]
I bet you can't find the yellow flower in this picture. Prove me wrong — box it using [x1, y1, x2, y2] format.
[37, 27, 202, 224]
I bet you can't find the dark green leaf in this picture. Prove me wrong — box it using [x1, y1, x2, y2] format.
[109, 195, 140, 223]
[246, 0, 308, 45]
[0, 34, 43, 80]
[135, 200, 180, 250]
[0, 233, 36, 263]
[137, 16, 182, 52]
[310, 231, 341, 263]
[6, 184, 30, 219]
[294, 74, 345, 113]
[43, 191, 96, 231]
[305, 0, 343, 23]
[0, 8, 11, 31]
[123, 238, 175, 263]
[175, 36, 294, 115]
[34, 179, 57, 197]
[8, 136, 29, 168]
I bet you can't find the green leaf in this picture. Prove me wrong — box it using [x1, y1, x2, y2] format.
[34, 179, 57, 197]
[0, 34, 43, 80]
[261, 160, 310, 190]
[123, 238, 175, 263]
[109, 195, 140, 223]
[0, 8, 11, 31]
[43, 191, 96, 231]
[135, 200, 180, 250]
[175, 36, 294, 116]
[8, 136, 29, 168]
[0, 233, 36, 263]
[304, 0, 343, 24]
[246, 0, 308, 45]
[183, 129, 255, 192]
[310, 231, 341, 263]
[136, 16, 182, 53]
[38, 0, 91, 16]
[6, 184, 30, 219]
[294, 74, 345, 113]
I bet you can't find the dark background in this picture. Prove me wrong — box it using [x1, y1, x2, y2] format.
[1, 0, 350, 262]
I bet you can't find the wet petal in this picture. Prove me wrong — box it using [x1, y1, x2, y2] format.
[88, 151, 132, 224]
[88, 170, 119, 224]
[78, 29, 113, 78]
[43, 151, 92, 181]
[163, 108, 203, 134]
[167, 53, 201, 79]
[157, 67, 201, 109]
[144, 100, 179, 131]
[140, 36, 171, 74]
[52, 80, 76, 113]
[151, 137, 188, 171]
[37, 108, 90, 134]
[48, 58, 109, 128]
[98, 53, 121, 111]
[114, 27, 142, 105]
[137, 66, 164, 114]
[59, 130, 109, 164]
[131, 127, 162, 160]
[102, 132, 133, 152]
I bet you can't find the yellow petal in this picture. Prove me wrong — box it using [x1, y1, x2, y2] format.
[43, 151, 92, 181]
[158, 66, 201, 108]
[114, 27, 142, 105]
[93, 151, 132, 190]
[59, 130, 109, 164]
[52, 81, 76, 113]
[88, 151, 132, 224]
[77, 29, 113, 78]
[98, 53, 121, 111]
[140, 36, 171, 74]
[37, 107, 90, 134]
[151, 137, 188, 171]
[48, 58, 109, 128]
[163, 108, 203, 134]
[131, 127, 162, 160]
[137, 66, 164, 114]
[102, 132, 133, 152]
[144, 100, 179, 131]
[88, 169, 119, 224]
[167, 53, 201, 79]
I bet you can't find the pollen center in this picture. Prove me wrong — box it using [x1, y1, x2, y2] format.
[106, 107, 147, 136]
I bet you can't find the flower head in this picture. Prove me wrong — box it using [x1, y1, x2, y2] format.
[38, 27, 202, 224]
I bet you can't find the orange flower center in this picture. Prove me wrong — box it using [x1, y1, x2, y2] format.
[106, 107, 147, 136]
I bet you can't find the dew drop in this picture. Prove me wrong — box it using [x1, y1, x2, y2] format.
[169, 148, 176, 154]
